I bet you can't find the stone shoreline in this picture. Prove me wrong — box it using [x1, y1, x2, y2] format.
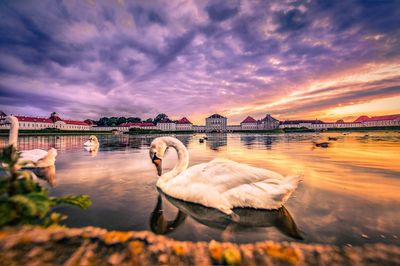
[0, 226, 399, 265]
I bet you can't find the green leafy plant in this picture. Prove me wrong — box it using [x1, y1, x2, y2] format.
[0, 145, 91, 227]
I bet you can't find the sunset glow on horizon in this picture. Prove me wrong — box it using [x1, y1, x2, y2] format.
[0, 0, 399, 123]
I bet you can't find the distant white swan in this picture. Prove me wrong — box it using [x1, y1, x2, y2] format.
[1, 116, 57, 168]
[149, 137, 301, 217]
[84, 135, 99, 147]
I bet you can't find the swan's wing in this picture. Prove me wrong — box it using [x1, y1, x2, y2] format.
[223, 175, 301, 209]
[162, 159, 293, 213]
[173, 158, 285, 191]
[20, 149, 49, 163]
[20, 148, 57, 167]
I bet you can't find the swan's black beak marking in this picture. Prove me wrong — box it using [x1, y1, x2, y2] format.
[152, 154, 162, 176]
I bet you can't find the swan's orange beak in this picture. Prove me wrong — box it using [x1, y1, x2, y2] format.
[152, 154, 162, 176]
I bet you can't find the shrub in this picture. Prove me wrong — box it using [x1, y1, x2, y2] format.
[0, 145, 91, 227]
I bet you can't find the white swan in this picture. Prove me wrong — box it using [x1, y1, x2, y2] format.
[84, 135, 99, 147]
[0, 116, 57, 168]
[149, 137, 301, 217]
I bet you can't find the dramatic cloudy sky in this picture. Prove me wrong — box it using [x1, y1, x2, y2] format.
[0, 0, 399, 123]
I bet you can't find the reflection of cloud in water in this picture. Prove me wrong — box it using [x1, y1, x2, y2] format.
[2, 131, 399, 245]
[84, 146, 98, 157]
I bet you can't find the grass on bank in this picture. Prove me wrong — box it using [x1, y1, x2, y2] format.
[0, 145, 91, 228]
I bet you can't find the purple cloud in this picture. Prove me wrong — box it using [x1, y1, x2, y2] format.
[0, 0, 399, 123]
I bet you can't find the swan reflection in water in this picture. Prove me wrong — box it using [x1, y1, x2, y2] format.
[30, 166, 57, 187]
[150, 192, 303, 240]
[84, 146, 99, 157]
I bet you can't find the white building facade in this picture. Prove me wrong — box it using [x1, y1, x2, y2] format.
[175, 117, 193, 131]
[205, 114, 227, 132]
[157, 118, 177, 131]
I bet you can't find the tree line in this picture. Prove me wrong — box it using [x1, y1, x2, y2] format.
[93, 113, 168, 126]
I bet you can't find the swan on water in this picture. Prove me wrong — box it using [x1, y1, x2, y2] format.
[84, 135, 99, 147]
[149, 136, 301, 217]
[0, 116, 57, 168]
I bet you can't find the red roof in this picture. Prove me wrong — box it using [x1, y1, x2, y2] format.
[84, 119, 96, 125]
[241, 116, 257, 123]
[16, 116, 53, 123]
[353, 116, 370, 123]
[354, 114, 400, 122]
[176, 117, 192, 124]
[15, 115, 88, 126]
[369, 114, 400, 121]
[63, 120, 89, 126]
[120, 122, 155, 127]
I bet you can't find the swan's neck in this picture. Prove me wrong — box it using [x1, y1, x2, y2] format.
[159, 138, 189, 185]
[9, 119, 18, 147]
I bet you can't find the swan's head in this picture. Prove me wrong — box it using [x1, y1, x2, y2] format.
[88, 135, 98, 143]
[84, 135, 99, 147]
[149, 138, 168, 176]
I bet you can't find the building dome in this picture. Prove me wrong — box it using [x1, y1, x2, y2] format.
[208, 114, 226, 119]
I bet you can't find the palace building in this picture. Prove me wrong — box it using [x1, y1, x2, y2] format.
[1, 110, 399, 133]
[205, 114, 227, 132]
[175, 117, 193, 131]
[156, 118, 176, 131]
[0, 112, 91, 131]
[241, 116, 258, 130]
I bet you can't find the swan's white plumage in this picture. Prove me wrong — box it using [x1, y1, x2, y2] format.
[21, 149, 51, 162]
[151, 137, 301, 215]
[20, 148, 58, 168]
[83, 135, 99, 147]
[2, 116, 57, 168]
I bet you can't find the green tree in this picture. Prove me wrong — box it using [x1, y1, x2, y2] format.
[98, 117, 109, 126]
[117, 117, 127, 125]
[108, 117, 118, 126]
[154, 113, 168, 124]
[145, 118, 153, 123]
[127, 117, 141, 123]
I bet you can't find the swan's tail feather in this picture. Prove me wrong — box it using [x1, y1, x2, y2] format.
[276, 175, 302, 205]
[48, 148, 58, 158]
[282, 175, 302, 190]
[37, 148, 57, 167]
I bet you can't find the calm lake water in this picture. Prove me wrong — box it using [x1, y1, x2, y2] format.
[1, 132, 400, 245]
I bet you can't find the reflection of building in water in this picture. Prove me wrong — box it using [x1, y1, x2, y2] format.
[0, 135, 106, 152]
[175, 134, 192, 146]
[240, 135, 277, 149]
[206, 133, 227, 150]
[240, 135, 257, 146]
[205, 114, 227, 133]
